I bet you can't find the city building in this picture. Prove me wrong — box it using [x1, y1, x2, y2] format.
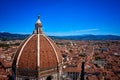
[12, 16, 62, 80]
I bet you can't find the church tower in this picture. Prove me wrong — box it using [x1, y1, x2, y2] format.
[12, 16, 62, 80]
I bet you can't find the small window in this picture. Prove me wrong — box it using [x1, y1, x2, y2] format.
[46, 76, 53, 80]
[25, 78, 29, 80]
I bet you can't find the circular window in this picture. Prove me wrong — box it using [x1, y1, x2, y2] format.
[46, 76, 53, 80]
[25, 78, 29, 80]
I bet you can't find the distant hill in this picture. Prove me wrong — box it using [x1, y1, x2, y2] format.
[51, 35, 120, 40]
[0, 32, 29, 41]
[0, 32, 120, 41]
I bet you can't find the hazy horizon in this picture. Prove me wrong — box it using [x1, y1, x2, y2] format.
[0, 31, 120, 37]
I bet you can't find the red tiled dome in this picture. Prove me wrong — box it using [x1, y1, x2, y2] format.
[12, 16, 62, 78]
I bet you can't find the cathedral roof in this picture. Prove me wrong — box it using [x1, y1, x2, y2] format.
[12, 16, 62, 76]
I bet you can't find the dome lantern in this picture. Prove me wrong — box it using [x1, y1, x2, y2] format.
[35, 15, 42, 34]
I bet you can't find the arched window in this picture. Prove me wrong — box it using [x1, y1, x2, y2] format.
[25, 78, 29, 80]
[46, 76, 53, 80]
